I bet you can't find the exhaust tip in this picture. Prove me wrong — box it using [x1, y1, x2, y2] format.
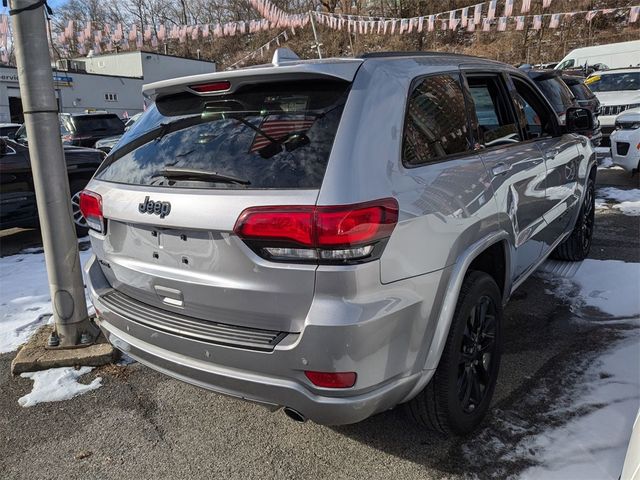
[283, 407, 306, 422]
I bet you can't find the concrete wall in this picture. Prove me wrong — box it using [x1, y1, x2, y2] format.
[78, 51, 216, 85]
[140, 52, 215, 84]
[80, 52, 144, 78]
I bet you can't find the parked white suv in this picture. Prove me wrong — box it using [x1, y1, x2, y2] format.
[611, 107, 640, 173]
[586, 68, 640, 146]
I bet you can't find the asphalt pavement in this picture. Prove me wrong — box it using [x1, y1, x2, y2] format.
[0, 166, 638, 480]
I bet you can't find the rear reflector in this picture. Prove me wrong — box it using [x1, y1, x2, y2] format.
[234, 198, 398, 264]
[79, 190, 104, 233]
[304, 371, 357, 388]
[189, 81, 231, 93]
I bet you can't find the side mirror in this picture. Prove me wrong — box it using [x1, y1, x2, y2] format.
[0, 138, 6, 156]
[566, 107, 593, 133]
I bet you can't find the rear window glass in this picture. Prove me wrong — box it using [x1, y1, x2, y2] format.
[534, 77, 575, 112]
[567, 82, 594, 100]
[74, 116, 124, 134]
[95, 80, 349, 189]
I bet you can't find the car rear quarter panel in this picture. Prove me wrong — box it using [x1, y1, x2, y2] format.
[318, 58, 502, 283]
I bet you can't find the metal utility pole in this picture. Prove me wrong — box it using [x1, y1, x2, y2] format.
[9, 0, 97, 348]
[309, 12, 323, 59]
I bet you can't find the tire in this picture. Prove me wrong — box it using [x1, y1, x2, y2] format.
[406, 271, 503, 435]
[552, 175, 595, 262]
[69, 178, 90, 237]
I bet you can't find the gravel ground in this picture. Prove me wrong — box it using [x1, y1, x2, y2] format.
[0, 166, 638, 480]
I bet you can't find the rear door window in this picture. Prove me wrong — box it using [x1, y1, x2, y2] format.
[402, 73, 471, 166]
[466, 74, 521, 148]
[95, 80, 349, 189]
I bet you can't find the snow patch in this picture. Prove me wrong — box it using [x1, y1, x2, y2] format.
[18, 367, 102, 407]
[595, 198, 609, 211]
[0, 247, 94, 353]
[598, 156, 614, 169]
[597, 188, 640, 216]
[116, 352, 137, 366]
[518, 336, 640, 480]
[514, 260, 640, 478]
[539, 259, 640, 319]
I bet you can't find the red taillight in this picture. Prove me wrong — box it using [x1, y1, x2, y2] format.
[316, 201, 397, 247]
[235, 208, 313, 246]
[79, 190, 104, 233]
[304, 371, 357, 388]
[189, 81, 231, 93]
[233, 199, 398, 263]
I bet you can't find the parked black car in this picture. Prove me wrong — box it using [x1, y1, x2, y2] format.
[561, 75, 602, 146]
[0, 123, 22, 138]
[524, 69, 602, 145]
[13, 113, 125, 149]
[94, 112, 143, 154]
[562, 75, 601, 112]
[0, 137, 105, 235]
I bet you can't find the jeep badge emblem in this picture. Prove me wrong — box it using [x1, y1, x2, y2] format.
[138, 196, 171, 219]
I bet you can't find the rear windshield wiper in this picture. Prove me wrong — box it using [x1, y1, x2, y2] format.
[150, 167, 251, 185]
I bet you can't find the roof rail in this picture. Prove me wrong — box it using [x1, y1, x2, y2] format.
[358, 51, 477, 59]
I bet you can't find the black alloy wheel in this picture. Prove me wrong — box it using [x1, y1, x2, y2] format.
[579, 180, 595, 257]
[458, 295, 497, 414]
[552, 175, 596, 262]
[406, 271, 503, 435]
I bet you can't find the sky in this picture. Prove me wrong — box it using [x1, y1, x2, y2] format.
[47, 0, 68, 8]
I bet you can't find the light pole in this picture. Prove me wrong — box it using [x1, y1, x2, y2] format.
[309, 11, 323, 59]
[9, 0, 98, 348]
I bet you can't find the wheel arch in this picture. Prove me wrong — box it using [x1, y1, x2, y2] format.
[400, 231, 512, 403]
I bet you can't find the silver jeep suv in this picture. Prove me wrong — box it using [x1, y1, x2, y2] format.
[81, 51, 596, 435]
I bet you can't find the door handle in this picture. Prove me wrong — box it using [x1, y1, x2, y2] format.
[491, 163, 512, 176]
[544, 148, 561, 160]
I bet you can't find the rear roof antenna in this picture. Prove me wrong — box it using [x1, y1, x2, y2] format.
[272, 48, 300, 66]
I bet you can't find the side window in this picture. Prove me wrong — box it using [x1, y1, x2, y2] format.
[402, 74, 471, 166]
[510, 77, 556, 140]
[466, 75, 521, 148]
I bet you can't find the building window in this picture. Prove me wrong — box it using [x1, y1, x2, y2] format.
[104, 93, 118, 102]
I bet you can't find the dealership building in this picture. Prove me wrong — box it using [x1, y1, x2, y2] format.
[0, 51, 215, 123]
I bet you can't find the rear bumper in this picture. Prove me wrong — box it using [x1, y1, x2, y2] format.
[86, 254, 442, 425]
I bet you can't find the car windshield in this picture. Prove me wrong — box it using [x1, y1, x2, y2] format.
[73, 116, 124, 134]
[95, 79, 350, 189]
[556, 59, 575, 70]
[14, 118, 71, 144]
[586, 72, 640, 92]
[534, 77, 575, 112]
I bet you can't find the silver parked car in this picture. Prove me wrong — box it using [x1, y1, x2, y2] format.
[80, 51, 597, 435]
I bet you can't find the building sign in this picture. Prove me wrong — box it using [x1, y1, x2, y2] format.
[0, 71, 73, 87]
[0, 73, 19, 82]
[53, 75, 73, 87]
